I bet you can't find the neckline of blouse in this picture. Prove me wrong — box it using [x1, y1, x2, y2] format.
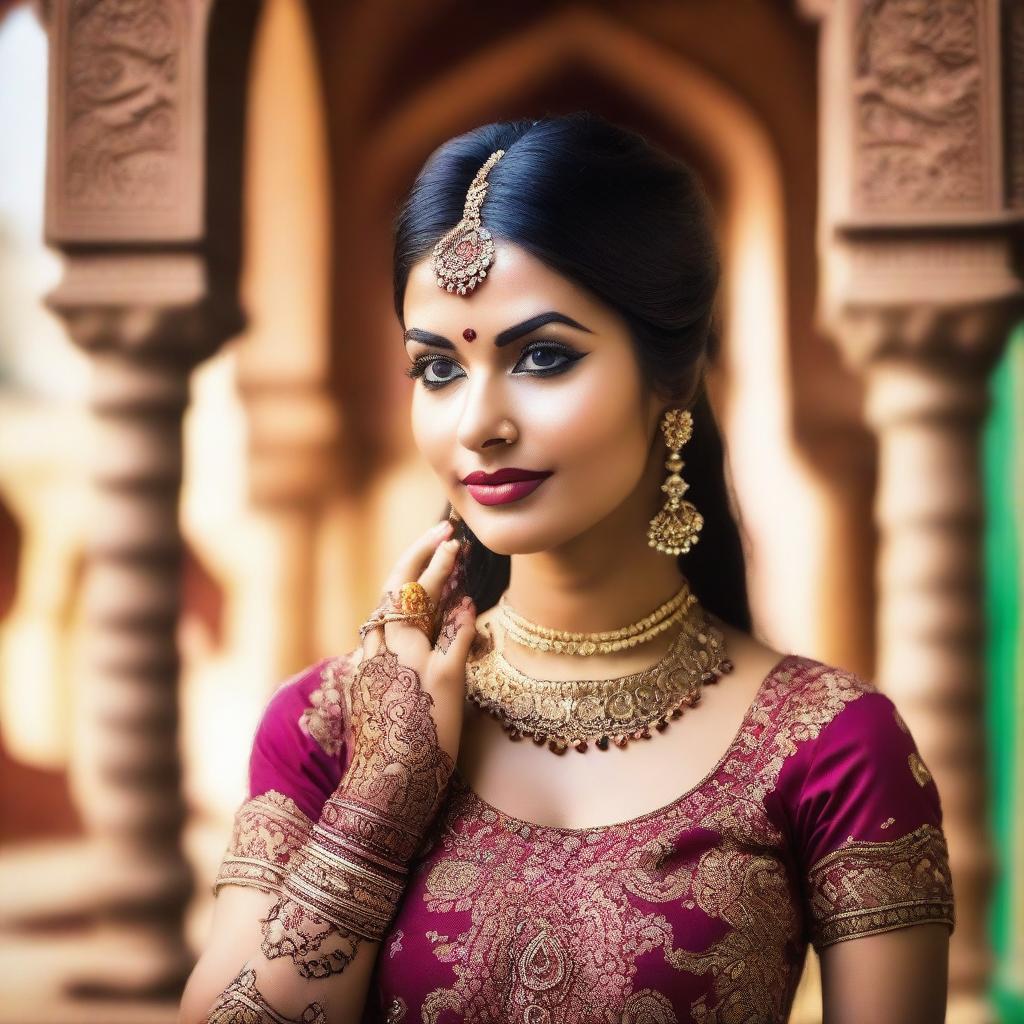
[450, 651, 802, 837]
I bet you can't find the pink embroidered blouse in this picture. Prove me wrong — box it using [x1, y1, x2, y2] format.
[213, 651, 955, 1023]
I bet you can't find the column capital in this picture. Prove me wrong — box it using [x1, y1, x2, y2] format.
[815, 0, 1024, 352]
[830, 294, 1024, 375]
[45, 252, 243, 366]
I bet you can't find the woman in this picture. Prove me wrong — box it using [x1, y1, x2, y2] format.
[180, 113, 955, 1024]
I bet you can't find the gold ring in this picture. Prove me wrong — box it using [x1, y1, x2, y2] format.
[393, 582, 434, 618]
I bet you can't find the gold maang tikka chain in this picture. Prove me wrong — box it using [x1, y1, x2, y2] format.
[431, 149, 505, 296]
[647, 408, 704, 556]
[498, 580, 693, 655]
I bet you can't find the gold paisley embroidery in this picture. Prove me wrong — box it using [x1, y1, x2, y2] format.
[892, 706, 910, 733]
[806, 822, 955, 948]
[666, 846, 798, 1024]
[622, 989, 678, 1023]
[908, 751, 932, 787]
[410, 660, 876, 1023]
[213, 790, 314, 895]
[299, 654, 357, 756]
[880, 817, 895, 829]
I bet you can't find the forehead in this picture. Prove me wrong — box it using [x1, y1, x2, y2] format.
[403, 241, 616, 336]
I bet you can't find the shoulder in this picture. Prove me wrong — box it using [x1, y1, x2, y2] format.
[764, 656, 946, 854]
[759, 653, 880, 740]
[247, 651, 359, 820]
[257, 651, 359, 758]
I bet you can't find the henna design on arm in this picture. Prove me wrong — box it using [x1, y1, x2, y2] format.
[260, 894, 364, 979]
[258, 644, 454, 979]
[205, 965, 326, 1023]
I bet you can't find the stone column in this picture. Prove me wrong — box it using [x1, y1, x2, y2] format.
[234, 0, 339, 680]
[40, 0, 246, 998]
[803, 1, 1023, 1020]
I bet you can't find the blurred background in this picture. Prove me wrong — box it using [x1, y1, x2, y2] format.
[0, 0, 1020, 1021]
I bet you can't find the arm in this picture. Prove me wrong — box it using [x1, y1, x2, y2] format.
[179, 887, 381, 1024]
[180, 521, 477, 1023]
[180, 646, 449, 1024]
[820, 922, 949, 1024]
[782, 686, 955, 1022]
[178, 655, 382, 1024]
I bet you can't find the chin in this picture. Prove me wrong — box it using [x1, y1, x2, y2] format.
[460, 514, 584, 557]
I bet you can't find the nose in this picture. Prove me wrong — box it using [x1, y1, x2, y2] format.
[455, 368, 514, 452]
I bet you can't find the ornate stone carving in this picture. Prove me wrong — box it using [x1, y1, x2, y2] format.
[47, 0, 206, 240]
[853, 0, 988, 212]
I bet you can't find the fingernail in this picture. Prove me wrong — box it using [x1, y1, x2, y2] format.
[433, 520, 453, 537]
[443, 538, 460, 551]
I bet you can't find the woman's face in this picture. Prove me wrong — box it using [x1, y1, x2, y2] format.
[402, 241, 665, 556]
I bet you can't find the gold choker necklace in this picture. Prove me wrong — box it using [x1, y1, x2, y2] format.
[498, 582, 693, 656]
[466, 602, 733, 754]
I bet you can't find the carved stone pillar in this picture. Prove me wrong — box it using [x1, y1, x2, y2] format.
[804, 1, 1023, 1021]
[40, 0, 246, 999]
[798, 0, 1024, 1019]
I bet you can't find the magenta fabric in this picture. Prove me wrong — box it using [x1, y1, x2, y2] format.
[248, 658, 351, 822]
[237, 652, 955, 1023]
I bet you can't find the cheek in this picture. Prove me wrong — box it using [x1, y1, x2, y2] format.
[410, 390, 448, 468]
[524, 358, 649, 470]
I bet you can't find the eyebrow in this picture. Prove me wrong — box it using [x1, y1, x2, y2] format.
[403, 311, 594, 351]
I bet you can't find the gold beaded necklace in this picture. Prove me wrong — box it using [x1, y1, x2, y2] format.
[497, 581, 693, 656]
[466, 593, 733, 755]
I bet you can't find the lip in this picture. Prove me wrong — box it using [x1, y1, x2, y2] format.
[461, 468, 553, 485]
[460, 468, 554, 507]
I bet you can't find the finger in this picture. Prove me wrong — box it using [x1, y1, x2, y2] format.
[360, 620, 385, 660]
[434, 596, 478, 664]
[380, 519, 453, 596]
[383, 536, 461, 654]
[419, 537, 464, 603]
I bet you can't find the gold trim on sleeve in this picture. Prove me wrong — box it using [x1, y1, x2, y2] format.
[806, 822, 955, 948]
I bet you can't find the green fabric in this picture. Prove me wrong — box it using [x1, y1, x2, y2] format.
[983, 322, 1024, 1023]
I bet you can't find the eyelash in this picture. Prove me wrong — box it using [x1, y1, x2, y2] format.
[404, 341, 584, 390]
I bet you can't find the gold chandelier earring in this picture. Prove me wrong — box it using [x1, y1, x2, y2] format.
[647, 408, 704, 556]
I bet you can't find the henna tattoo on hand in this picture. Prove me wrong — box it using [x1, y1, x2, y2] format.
[268, 643, 455, 969]
[334, 643, 456, 851]
[435, 599, 466, 654]
[205, 964, 326, 1023]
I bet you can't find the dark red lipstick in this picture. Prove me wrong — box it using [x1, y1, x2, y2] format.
[460, 468, 553, 506]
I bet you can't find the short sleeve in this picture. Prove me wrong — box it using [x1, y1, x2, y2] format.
[212, 653, 356, 897]
[790, 689, 956, 950]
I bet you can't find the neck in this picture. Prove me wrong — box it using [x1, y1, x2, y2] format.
[503, 489, 692, 634]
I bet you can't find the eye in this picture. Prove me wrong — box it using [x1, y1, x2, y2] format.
[513, 342, 577, 374]
[404, 356, 466, 389]
[404, 340, 584, 391]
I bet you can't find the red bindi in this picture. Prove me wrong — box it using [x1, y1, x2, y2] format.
[462, 328, 477, 342]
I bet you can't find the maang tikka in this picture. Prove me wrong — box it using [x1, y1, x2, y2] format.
[432, 149, 505, 295]
[647, 408, 704, 556]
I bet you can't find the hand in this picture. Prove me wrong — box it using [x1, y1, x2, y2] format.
[266, 520, 477, 976]
[351, 518, 476, 770]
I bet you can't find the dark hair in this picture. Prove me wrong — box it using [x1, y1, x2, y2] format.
[393, 112, 751, 632]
